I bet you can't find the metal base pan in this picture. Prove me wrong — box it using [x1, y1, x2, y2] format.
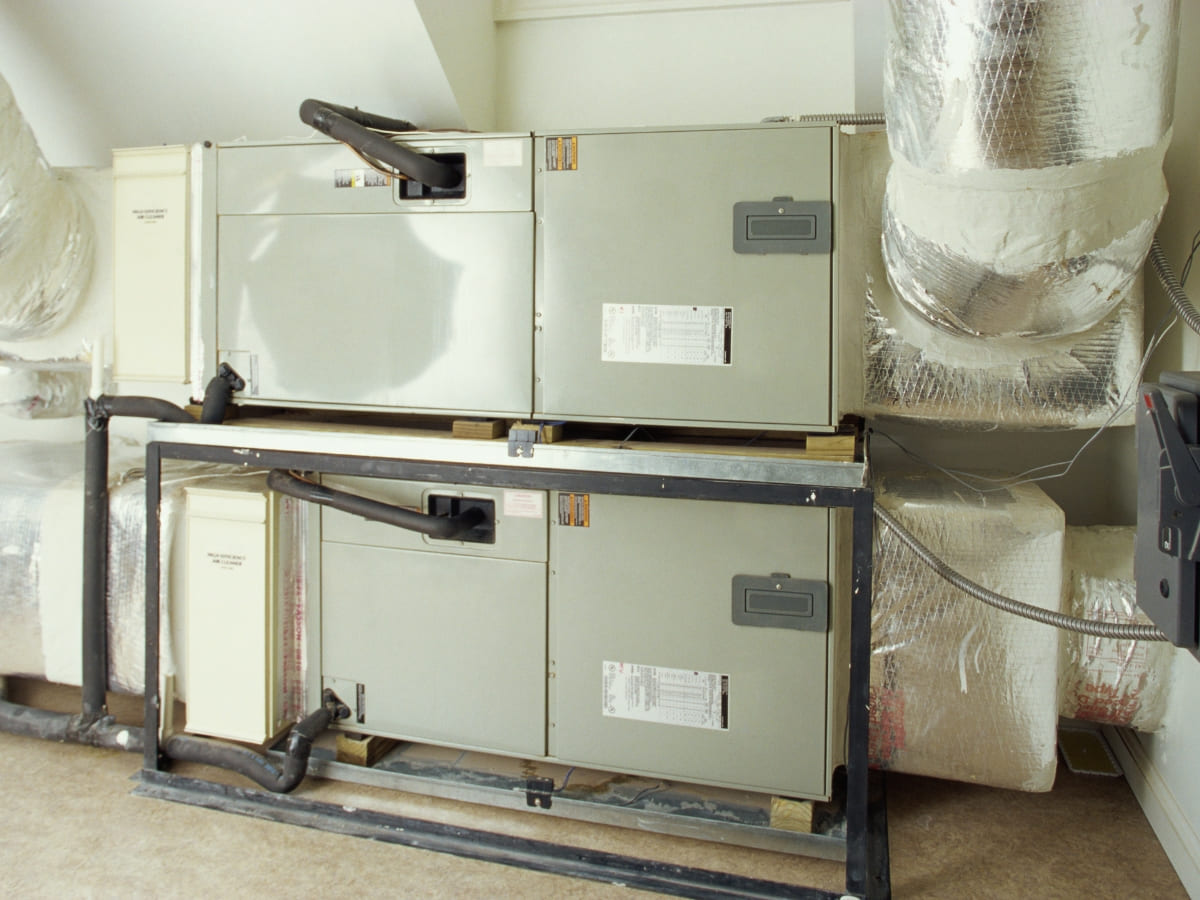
[133, 769, 858, 899]
[284, 736, 850, 860]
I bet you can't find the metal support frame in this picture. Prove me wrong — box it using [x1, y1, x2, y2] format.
[140, 431, 888, 899]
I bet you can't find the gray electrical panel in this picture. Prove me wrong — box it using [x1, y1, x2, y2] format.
[534, 124, 836, 430]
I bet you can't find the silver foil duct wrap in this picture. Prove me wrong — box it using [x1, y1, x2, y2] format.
[882, 0, 1178, 341]
[0, 353, 90, 419]
[0, 72, 94, 341]
[871, 472, 1065, 791]
[886, 1, 1178, 172]
[864, 278, 1144, 429]
[843, 128, 1144, 428]
[0, 448, 306, 704]
[1059, 526, 1171, 732]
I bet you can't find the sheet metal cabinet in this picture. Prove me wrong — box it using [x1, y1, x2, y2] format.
[210, 135, 534, 417]
[534, 124, 837, 430]
[549, 493, 844, 798]
[139, 423, 885, 899]
[313, 477, 843, 798]
[175, 124, 841, 427]
[318, 477, 547, 757]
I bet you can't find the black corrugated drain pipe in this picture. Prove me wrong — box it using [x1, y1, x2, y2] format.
[0, 365, 243, 757]
[165, 693, 346, 793]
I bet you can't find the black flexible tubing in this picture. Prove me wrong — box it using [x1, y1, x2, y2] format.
[267, 469, 486, 539]
[199, 363, 245, 425]
[299, 100, 461, 189]
[299, 99, 417, 133]
[78, 370, 235, 723]
[1150, 236, 1200, 335]
[0, 696, 144, 751]
[82, 411, 112, 718]
[164, 705, 333, 794]
[96, 395, 196, 423]
[874, 503, 1170, 641]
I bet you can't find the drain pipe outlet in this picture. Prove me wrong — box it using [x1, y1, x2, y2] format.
[165, 697, 343, 794]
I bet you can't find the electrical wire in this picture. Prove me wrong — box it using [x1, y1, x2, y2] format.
[873, 503, 1170, 641]
[1180, 227, 1200, 288]
[870, 315, 1176, 495]
[867, 315, 1181, 640]
[347, 143, 410, 182]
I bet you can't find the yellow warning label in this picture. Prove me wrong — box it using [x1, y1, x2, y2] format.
[558, 492, 590, 526]
[546, 136, 578, 172]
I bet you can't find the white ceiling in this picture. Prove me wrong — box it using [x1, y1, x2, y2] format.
[0, 0, 474, 167]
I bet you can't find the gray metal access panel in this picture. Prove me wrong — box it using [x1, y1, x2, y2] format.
[213, 135, 534, 417]
[203, 124, 836, 428]
[534, 125, 836, 429]
[316, 480, 843, 799]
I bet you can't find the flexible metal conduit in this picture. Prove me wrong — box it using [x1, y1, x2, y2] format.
[1150, 236, 1200, 335]
[874, 503, 1169, 641]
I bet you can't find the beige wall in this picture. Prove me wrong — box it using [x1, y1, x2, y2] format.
[1131, 2, 1200, 894]
[493, 1, 856, 131]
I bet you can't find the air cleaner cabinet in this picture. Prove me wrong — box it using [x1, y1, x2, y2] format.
[209, 135, 535, 417]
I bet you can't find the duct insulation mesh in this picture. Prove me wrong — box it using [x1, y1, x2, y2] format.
[883, 0, 1177, 341]
[0, 447, 306, 718]
[871, 473, 1064, 791]
[872, 0, 1178, 427]
[1059, 526, 1171, 732]
[0, 72, 94, 340]
[846, 128, 1146, 429]
[0, 353, 91, 419]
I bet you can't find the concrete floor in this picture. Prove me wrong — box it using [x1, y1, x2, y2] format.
[0, 684, 1188, 899]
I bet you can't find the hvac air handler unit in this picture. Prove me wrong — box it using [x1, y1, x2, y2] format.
[119, 107, 884, 898]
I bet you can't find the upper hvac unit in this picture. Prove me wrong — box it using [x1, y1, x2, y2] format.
[113, 123, 849, 430]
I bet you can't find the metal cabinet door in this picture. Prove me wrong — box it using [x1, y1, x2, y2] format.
[320, 482, 548, 757]
[535, 125, 834, 429]
[218, 212, 534, 416]
[549, 492, 834, 798]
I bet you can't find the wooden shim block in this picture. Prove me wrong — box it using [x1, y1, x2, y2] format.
[805, 434, 856, 462]
[452, 418, 506, 439]
[336, 733, 400, 767]
[769, 795, 815, 833]
[511, 421, 565, 443]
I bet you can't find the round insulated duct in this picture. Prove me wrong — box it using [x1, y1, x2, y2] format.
[0, 72, 94, 341]
[882, 0, 1179, 340]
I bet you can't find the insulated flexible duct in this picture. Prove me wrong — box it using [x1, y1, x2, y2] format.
[0, 72, 94, 340]
[882, 0, 1179, 341]
[874, 503, 1169, 641]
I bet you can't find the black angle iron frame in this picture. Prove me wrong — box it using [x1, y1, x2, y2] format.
[139, 438, 888, 900]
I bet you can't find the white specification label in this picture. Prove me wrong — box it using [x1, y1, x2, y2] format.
[601, 304, 732, 366]
[602, 661, 729, 730]
[503, 490, 545, 519]
[483, 139, 525, 167]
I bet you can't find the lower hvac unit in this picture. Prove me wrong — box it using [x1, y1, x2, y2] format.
[167, 425, 868, 870]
